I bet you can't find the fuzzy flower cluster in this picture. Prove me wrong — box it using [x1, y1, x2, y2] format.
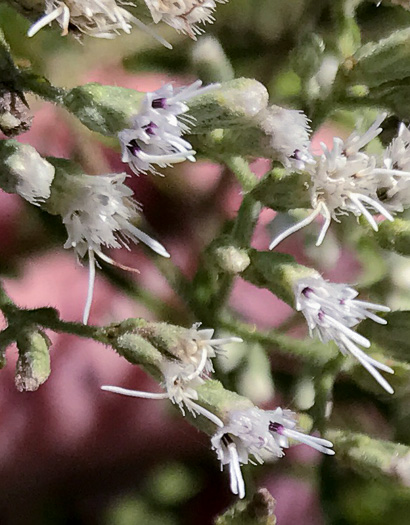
[101, 324, 242, 427]
[102, 325, 335, 498]
[118, 80, 218, 175]
[212, 406, 334, 499]
[382, 123, 410, 212]
[144, 0, 228, 39]
[28, 0, 228, 43]
[270, 115, 410, 250]
[295, 275, 393, 393]
[60, 172, 169, 323]
[259, 106, 313, 171]
[28, 0, 167, 42]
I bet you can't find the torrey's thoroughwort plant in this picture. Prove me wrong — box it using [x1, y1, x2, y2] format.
[2, 0, 410, 520]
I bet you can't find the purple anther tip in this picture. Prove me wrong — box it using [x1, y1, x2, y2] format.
[152, 98, 167, 109]
[269, 422, 284, 434]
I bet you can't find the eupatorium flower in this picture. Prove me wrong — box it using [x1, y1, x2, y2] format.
[380, 123, 410, 212]
[101, 326, 241, 426]
[259, 107, 313, 171]
[144, 0, 228, 39]
[211, 406, 334, 499]
[179, 323, 243, 375]
[269, 114, 410, 250]
[61, 173, 169, 323]
[101, 323, 242, 427]
[119, 80, 218, 175]
[294, 276, 394, 393]
[102, 359, 224, 427]
[28, 0, 171, 46]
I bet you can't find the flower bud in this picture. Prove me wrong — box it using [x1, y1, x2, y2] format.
[15, 330, 51, 392]
[187, 78, 269, 133]
[214, 246, 251, 274]
[192, 36, 234, 83]
[64, 83, 144, 136]
[0, 92, 32, 137]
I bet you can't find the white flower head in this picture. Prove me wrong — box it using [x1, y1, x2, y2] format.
[102, 357, 224, 428]
[9, 145, 55, 205]
[61, 172, 169, 323]
[28, 0, 172, 47]
[144, 0, 228, 39]
[179, 323, 243, 375]
[119, 80, 219, 175]
[211, 405, 334, 499]
[380, 123, 410, 212]
[259, 107, 313, 171]
[269, 114, 410, 250]
[295, 275, 394, 394]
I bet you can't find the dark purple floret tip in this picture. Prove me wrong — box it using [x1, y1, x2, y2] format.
[152, 98, 167, 109]
[302, 287, 313, 297]
[269, 422, 284, 434]
[127, 139, 141, 156]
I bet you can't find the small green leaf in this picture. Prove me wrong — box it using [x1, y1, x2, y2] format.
[359, 311, 410, 362]
[347, 27, 410, 88]
[290, 33, 325, 82]
[329, 430, 410, 487]
[370, 217, 410, 256]
[251, 169, 311, 211]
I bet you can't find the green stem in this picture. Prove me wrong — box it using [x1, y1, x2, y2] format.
[308, 354, 344, 433]
[219, 315, 338, 366]
[20, 71, 66, 104]
[225, 156, 258, 192]
[0, 281, 17, 317]
[231, 193, 262, 247]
